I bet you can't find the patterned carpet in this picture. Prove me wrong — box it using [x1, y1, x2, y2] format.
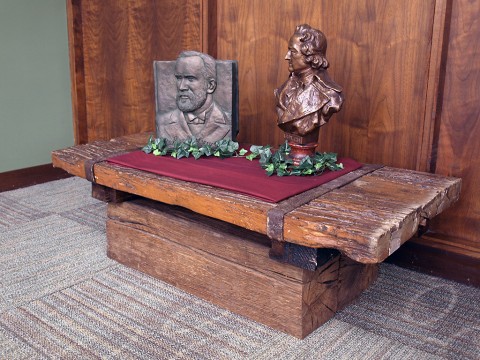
[0, 177, 478, 359]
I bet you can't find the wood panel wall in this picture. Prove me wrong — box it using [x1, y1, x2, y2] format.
[67, 0, 480, 283]
[216, 0, 439, 171]
[388, 0, 480, 286]
[427, 0, 480, 259]
[67, 0, 207, 144]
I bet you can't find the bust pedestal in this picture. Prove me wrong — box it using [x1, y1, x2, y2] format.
[284, 128, 320, 165]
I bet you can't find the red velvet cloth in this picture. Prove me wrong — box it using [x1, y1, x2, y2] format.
[107, 151, 362, 203]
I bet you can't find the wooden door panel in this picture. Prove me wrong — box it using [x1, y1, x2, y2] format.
[69, 0, 204, 143]
[430, 0, 480, 249]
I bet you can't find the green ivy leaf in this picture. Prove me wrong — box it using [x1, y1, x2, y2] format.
[192, 150, 202, 160]
[265, 163, 275, 176]
[279, 141, 291, 155]
[302, 168, 314, 175]
[249, 145, 263, 154]
[259, 148, 272, 166]
[297, 156, 313, 169]
[177, 148, 189, 159]
[142, 144, 153, 154]
[200, 145, 213, 156]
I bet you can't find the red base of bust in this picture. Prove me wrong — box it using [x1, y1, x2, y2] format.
[284, 129, 319, 166]
[288, 142, 318, 166]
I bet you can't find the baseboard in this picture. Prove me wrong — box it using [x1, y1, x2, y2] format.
[387, 234, 480, 288]
[0, 163, 72, 193]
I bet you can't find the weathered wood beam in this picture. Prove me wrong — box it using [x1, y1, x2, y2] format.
[51, 133, 461, 264]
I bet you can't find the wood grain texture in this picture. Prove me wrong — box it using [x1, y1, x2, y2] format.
[216, 0, 437, 170]
[73, 0, 204, 143]
[337, 256, 378, 310]
[66, 0, 88, 144]
[416, 0, 451, 172]
[204, 0, 217, 57]
[283, 167, 461, 263]
[107, 198, 377, 338]
[95, 163, 272, 235]
[51, 132, 151, 178]
[51, 133, 461, 263]
[108, 199, 301, 281]
[429, 0, 480, 251]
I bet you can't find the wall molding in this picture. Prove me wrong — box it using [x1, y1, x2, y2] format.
[387, 234, 480, 288]
[0, 164, 72, 193]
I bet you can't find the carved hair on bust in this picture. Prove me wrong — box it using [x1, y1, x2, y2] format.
[294, 24, 329, 70]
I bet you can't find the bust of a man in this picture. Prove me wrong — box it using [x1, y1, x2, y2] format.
[156, 51, 231, 144]
[275, 24, 344, 145]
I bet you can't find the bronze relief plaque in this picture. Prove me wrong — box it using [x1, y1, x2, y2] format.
[154, 51, 238, 144]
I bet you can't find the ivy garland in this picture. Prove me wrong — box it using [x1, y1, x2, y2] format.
[246, 141, 344, 176]
[142, 136, 343, 177]
[142, 136, 240, 159]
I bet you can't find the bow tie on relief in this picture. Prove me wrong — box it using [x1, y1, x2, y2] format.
[187, 112, 206, 124]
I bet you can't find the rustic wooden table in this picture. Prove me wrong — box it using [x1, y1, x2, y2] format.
[52, 132, 461, 338]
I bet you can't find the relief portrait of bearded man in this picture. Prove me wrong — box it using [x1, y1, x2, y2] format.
[156, 51, 231, 144]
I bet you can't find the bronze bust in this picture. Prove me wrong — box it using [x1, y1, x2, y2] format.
[275, 24, 344, 162]
[156, 51, 233, 144]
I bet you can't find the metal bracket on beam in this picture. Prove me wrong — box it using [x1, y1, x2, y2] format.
[267, 164, 384, 270]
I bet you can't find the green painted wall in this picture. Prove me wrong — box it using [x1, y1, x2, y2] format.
[0, 0, 73, 173]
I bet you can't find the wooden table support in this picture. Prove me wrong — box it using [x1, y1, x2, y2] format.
[51, 133, 461, 338]
[92, 183, 135, 203]
[269, 239, 339, 271]
[107, 198, 378, 339]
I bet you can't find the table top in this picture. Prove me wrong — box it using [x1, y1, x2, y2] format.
[52, 132, 461, 264]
